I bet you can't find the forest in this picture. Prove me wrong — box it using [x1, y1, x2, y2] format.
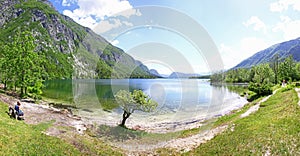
[211, 55, 300, 99]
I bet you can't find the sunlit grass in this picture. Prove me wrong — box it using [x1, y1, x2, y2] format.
[0, 102, 80, 155]
[186, 89, 300, 155]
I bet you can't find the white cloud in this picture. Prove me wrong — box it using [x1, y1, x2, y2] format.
[272, 16, 300, 40]
[110, 40, 119, 46]
[220, 37, 270, 69]
[240, 37, 269, 55]
[62, 0, 78, 6]
[63, 0, 138, 29]
[63, 10, 97, 28]
[243, 16, 267, 33]
[93, 19, 123, 34]
[270, 0, 300, 12]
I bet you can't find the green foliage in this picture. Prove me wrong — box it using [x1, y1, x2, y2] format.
[96, 59, 112, 79]
[296, 63, 300, 80]
[246, 90, 258, 101]
[225, 68, 250, 83]
[248, 82, 272, 96]
[0, 31, 45, 96]
[0, 29, 73, 97]
[248, 64, 275, 96]
[211, 55, 300, 85]
[28, 80, 44, 100]
[115, 90, 158, 114]
[278, 55, 298, 82]
[252, 64, 275, 84]
[115, 90, 158, 127]
[210, 71, 225, 82]
[270, 54, 280, 84]
[279, 84, 295, 93]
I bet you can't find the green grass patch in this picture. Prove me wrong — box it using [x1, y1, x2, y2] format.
[96, 125, 148, 142]
[0, 102, 80, 155]
[186, 89, 300, 155]
[178, 97, 263, 139]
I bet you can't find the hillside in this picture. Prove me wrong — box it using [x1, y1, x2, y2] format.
[234, 37, 300, 69]
[0, 0, 153, 79]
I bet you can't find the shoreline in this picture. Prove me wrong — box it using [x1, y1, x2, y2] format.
[0, 89, 248, 134]
[0, 90, 251, 154]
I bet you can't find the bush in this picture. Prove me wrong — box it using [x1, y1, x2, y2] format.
[246, 91, 259, 102]
[279, 84, 295, 93]
[248, 82, 272, 96]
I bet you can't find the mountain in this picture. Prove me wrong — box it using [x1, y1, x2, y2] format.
[168, 72, 201, 79]
[234, 38, 300, 69]
[0, 0, 153, 79]
[149, 69, 163, 78]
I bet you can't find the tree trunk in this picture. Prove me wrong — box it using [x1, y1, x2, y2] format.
[21, 86, 24, 96]
[4, 81, 7, 90]
[120, 111, 131, 127]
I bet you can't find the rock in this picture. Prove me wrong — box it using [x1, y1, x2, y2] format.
[21, 98, 35, 103]
[132, 125, 142, 131]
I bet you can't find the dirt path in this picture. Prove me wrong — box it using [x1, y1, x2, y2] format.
[240, 89, 279, 118]
[294, 88, 300, 106]
[164, 125, 228, 152]
[0, 93, 87, 135]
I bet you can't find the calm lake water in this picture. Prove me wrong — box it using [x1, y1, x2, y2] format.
[43, 79, 248, 127]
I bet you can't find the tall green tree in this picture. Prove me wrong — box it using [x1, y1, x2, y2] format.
[270, 54, 280, 84]
[278, 55, 297, 82]
[248, 64, 275, 96]
[15, 31, 44, 95]
[252, 64, 275, 84]
[296, 63, 300, 80]
[115, 90, 158, 127]
[0, 43, 15, 89]
[0, 31, 45, 96]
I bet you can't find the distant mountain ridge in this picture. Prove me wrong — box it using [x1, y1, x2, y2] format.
[168, 72, 201, 78]
[0, 0, 154, 78]
[149, 69, 163, 78]
[234, 37, 300, 69]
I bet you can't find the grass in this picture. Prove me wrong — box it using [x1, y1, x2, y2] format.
[185, 88, 300, 155]
[0, 101, 123, 155]
[0, 102, 80, 155]
[94, 124, 182, 146]
[177, 97, 264, 139]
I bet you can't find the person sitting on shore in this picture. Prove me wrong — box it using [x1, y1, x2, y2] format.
[15, 101, 24, 116]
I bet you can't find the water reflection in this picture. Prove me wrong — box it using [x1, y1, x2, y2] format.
[43, 79, 248, 125]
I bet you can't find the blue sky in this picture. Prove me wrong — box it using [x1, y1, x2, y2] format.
[50, 0, 300, 74]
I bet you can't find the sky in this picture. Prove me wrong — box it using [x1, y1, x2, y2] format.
[49, 0, 300, 75]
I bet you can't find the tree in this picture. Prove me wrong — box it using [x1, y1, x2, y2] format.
[296, 63, 300, 80]
[0, 43, 14, 89]
[270, 54, 280, 84]
[115, 90, 158, 127]
[96, 59, 112, 79]
[248, 64, 275, 96]
[210, 71, 225, 82]
[0, 31, 45, 96]
[278, 55, 297, 82]
[15, 31, 44, 95]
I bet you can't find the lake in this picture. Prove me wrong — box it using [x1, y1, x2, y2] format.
[43, 79, 248, 130]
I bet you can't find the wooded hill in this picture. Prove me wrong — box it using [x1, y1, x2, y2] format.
[0, 0, 154, 79]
